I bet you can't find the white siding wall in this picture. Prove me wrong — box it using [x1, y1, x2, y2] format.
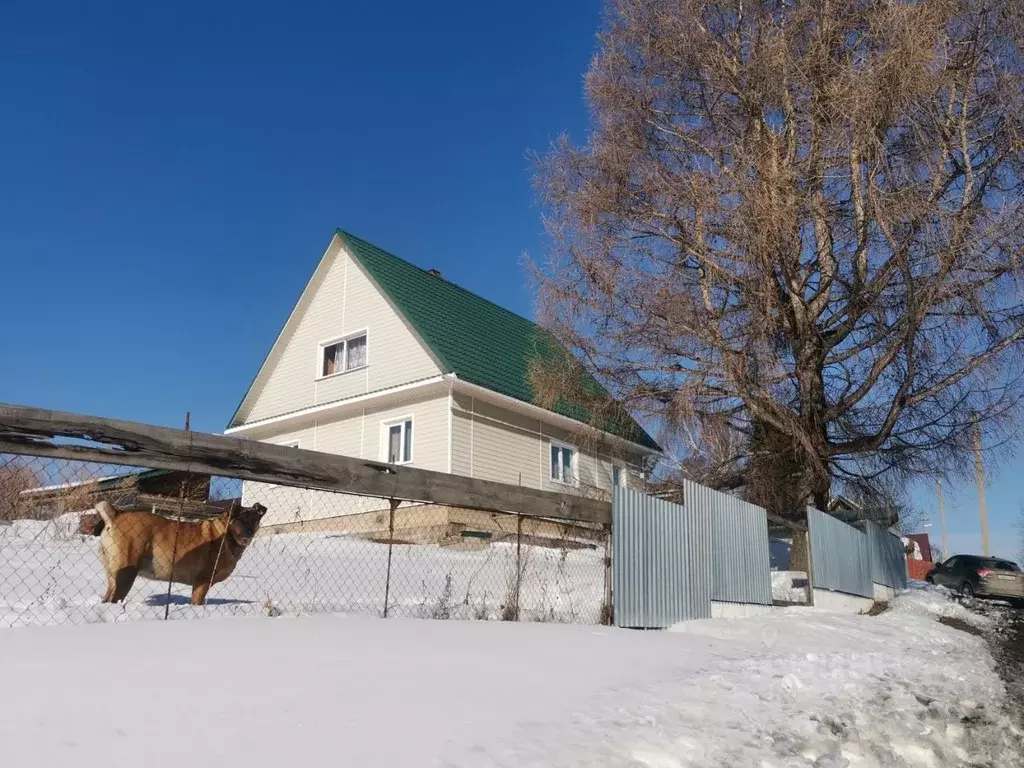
[243, 393, 450, 527]
[470, 399, 542, 488]
[539, 421, 641, 495]
[360, 395, 449, 470]
[449, 394, 646, 499]
[240, 241, 442, 425]
[451, 410, 472, 477]
[240, 427, 319, 527]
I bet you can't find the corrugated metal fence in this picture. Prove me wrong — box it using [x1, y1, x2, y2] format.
[682, 480, 773, 606]
[612, 488, 909, 627]
[611, 484, 771, 628]
[612, 487, 712, 627]
[807, 508, 875, 598]
[864, 521, 909, 590]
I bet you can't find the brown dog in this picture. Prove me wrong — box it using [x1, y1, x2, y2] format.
[95, 499, 267, 605]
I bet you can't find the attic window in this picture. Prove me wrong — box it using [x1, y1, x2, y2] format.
[320, 333, 368, 378]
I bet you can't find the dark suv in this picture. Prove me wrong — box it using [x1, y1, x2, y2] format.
[926, 555, 1024, 604]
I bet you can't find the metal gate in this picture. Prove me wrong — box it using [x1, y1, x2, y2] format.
[865, 521, 909, 590]
[807, 507, 874, 598]
[682, 479, 773, 606]
[612, 487, 712, 628]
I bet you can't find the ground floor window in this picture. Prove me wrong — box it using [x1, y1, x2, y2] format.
[550, 443, 576, 485]
[384, 418, 413, 464]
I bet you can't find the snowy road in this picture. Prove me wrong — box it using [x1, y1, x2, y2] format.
[0, 589, 1020, 767]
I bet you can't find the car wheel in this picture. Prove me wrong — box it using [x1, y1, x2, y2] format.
[925, 575, 935, 584]
[960, 582, 975, 598]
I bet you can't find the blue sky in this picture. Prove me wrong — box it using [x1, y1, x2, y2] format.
[0, 1, 598, 427]
[0, 2, 1018, 557]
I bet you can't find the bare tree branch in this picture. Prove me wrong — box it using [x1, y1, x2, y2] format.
[532, 0, 1024, 516]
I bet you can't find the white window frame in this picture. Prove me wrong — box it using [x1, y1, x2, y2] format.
[612, 463, 627, 490]
[381, 415, 414, 465]
[549, 441, 578, 486]
[316, 329, 369, 380]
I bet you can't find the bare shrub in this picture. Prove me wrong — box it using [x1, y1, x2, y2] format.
[431, 573, 455, 620]
[0, 463, 40, 521]
[263, 595, 283, 618]
[502, 541, 534, 621]
[473, 592, 491, 620]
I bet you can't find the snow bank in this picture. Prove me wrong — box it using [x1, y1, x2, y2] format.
[771, 570, 809, 604]
[0, 587, 1017, 767]
[659, 589, 1020, 766]
[891, 581, 996, 630]
[7, 511, 88, 541]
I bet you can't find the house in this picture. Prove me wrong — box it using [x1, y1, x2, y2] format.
[226, 230, 660, 543]
[827, 495, 900, 531]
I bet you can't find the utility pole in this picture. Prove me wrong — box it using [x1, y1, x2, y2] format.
[972, 414, 991, 557]
[935, 477, 949, 560]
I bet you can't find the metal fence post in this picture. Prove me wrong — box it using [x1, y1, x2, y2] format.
[603, 523, 613, 626]
[164, 415, 193, 620]
[804, 511, 816, 607]
[382, 497, 399, 618]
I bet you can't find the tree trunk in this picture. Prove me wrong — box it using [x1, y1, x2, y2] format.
[789, 530, 810, 574]
[791, 477, 829, 577]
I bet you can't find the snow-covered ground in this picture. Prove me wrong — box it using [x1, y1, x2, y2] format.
[0, 516, 606, 627]
[0, 585, 1019, 767]
[771, 570, 810, 604]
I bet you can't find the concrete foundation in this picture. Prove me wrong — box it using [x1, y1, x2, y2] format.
[711, 602, 775, 619]
[812, 588, 874, 613]
[872, 583, 898, 602]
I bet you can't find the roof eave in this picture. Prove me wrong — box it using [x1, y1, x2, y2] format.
[226, 232, 345, 430]
[451, 378, 662, 456]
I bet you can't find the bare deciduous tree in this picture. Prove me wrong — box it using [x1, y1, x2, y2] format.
[0, 463, 40, 521]
[533, 0, 1024, 516]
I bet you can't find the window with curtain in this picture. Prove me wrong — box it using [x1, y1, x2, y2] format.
[321, 342, 344, 376]
[320, 333, 368, 377]
[346, 335, 367, 369]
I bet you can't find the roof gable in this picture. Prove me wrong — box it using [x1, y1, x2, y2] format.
[336, 230, 659, 451]
[228, 236, 444, 428]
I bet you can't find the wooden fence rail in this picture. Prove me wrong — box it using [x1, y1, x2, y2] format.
[0, 403, 612, 525]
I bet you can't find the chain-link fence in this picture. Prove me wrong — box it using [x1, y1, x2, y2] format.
[0, 451, 611, 628]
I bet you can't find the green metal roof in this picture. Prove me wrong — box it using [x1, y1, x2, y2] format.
[335, 230, 659, 451]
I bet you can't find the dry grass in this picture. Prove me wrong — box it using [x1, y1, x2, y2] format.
[863, 601, 890, 617]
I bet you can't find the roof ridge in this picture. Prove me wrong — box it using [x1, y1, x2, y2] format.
[335, 228, 544, 333]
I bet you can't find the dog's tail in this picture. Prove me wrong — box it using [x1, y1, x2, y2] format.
[95, 500, 117, 529]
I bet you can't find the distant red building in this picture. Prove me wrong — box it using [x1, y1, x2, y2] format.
[906, 533, 933, 562]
